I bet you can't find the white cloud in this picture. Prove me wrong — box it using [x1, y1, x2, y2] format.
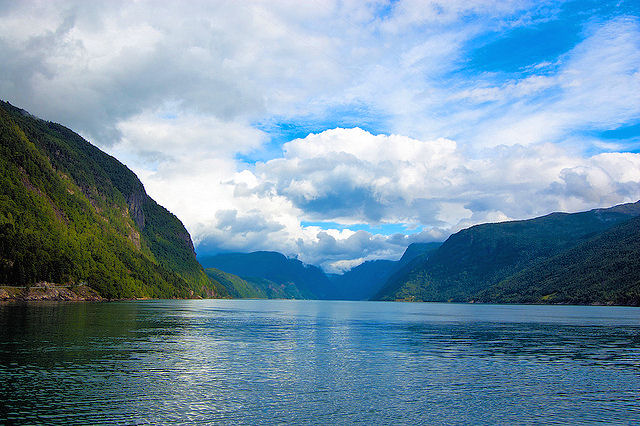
[0, 0, 545, 145]
[447, 18, 640, 148]
[1, 1, 640, 270]
[182, 128, 640, 270]
[249, 129, 640, 225]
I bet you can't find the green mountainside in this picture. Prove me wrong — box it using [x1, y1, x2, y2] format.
[374, 202, 640, 304]
[398, 242, 442, 264]
[200, 243, 440, 300]
[205, 268, 304, 299]
[0, 101, 227, 299]
[199, 251, 332, 299]
[477, 215, 640, 305]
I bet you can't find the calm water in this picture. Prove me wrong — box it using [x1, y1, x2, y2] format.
[0, 300, 639, 424]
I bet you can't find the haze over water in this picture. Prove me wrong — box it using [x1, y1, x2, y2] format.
[1, 300, 639, 424]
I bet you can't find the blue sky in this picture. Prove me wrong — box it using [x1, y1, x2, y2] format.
[1, 0, 639, 272]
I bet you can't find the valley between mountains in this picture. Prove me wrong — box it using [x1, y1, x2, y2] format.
[2, 100, 639, 305]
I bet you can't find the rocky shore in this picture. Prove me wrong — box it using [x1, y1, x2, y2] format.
[0, 282, 104, 302]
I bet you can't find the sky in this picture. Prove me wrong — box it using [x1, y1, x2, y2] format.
[1, 0, 640, 272]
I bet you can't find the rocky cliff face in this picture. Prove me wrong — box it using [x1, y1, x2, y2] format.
[127, 191, 146, 229]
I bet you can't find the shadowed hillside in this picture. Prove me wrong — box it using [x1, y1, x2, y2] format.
[201, 243, 441, 300]
[199, 251, 332, 298]
[328, 242, 442, 300]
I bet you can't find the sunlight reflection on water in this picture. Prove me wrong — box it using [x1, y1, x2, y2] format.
[1, 300, 639, 424]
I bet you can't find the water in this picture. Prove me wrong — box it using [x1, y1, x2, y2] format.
[0, 300, 639, 424]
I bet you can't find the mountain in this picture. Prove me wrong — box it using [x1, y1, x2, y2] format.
[329, 242, 442, 300]
[477, 215, 640, 305]
[0, 100, 227, 299]
[328, 259, 396, 300]
[199, 251, 335, 298]
[201, 242, 441, 300]
[375, 201, 640, 304]
[205, 268, 304, 299]
[398, 242, 442, 265]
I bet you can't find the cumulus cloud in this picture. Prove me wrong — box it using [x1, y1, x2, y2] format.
[193, 128, 640, 271]
[247, 129, 640, 225]
[252, 128, 465, 224]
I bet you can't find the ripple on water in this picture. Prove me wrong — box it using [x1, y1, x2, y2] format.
[0, 300, 639, 424]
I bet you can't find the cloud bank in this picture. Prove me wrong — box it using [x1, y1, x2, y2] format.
[1, 1, 639, 271]
[201, 128, 640, 271]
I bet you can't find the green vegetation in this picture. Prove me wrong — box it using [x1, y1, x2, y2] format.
[478, 215, 640, 305]
[328, 242, 441, 300]
[375, 203, 640, 305]
[205, 268, 304, 299]
[0, 101, 227, 299]
[199, 251, 326, 298]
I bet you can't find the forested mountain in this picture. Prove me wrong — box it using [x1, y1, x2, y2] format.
[0, 101, 227, 299]
[205, 268, 304, 299]
[397, 242, 442, 265]
[199, 251, 333, 298]
[374, 201, 640, 305]
[477, 215, 640, 305]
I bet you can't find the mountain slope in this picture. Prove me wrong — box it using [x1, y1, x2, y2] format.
[398, 242, 442, 265]
[477, 215, 640, 305]
[375, 202, 640, 302]
[0, 100, 226, 299]
[199, 251, 334, 298]
[205, 268, 304, 299]
[330, 242, 442, 300]
[201, 242, 441, 300]
[329, 259, 396, 300]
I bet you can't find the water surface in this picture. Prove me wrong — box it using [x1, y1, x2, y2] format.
[1, 300, 639, 424]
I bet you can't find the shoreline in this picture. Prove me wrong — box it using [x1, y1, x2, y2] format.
[1, 286, 637, 307]
[0, 283, 104, 302]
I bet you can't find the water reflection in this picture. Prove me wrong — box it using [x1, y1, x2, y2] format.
[0, 300, 639, 424]
[402, 321, 640, 369]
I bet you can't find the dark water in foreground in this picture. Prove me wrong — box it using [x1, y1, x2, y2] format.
[0, 300, 639, 424]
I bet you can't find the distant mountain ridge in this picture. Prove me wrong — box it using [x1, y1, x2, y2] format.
[199, 251, 334, 299]
[374, 201, 640, 305]
[0, 100, 227, 299]
[200, 243, 440, 300]
[477, 215, 640, 305]
[328, 242, 442, 300]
